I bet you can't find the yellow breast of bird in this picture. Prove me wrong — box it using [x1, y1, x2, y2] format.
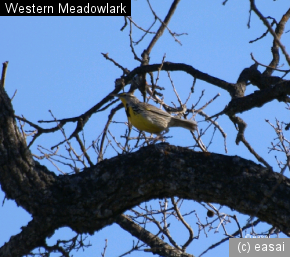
[126, 105, 167, 134]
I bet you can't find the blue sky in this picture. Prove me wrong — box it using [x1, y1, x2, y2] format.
[1, 1, 289, 256]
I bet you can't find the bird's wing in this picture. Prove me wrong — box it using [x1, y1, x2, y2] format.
[139, 102, 172, 118]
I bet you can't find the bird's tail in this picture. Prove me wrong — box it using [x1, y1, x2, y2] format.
[170, 117, 197, 131]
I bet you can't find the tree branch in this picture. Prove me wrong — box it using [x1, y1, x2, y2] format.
[124, 62, 232, 92]
[250, 0, 290, 66]
[223, 80, 290, 116]
[146, 0, 181, 54]
[116, 214, 194, 257]
[0, 217, 55, 257]
[0, 61, 8, 88]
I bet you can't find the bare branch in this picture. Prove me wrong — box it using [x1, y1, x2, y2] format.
[146, 0, 181, 54]
[250, 0, 290, 66]
[0, 61, 8, 88]
[116, 214, 195, 257]
[170, 197, 194, 251]
[101, 53, 130, 74]
[229, 115, 272, 169]
[251, 53, 290, 73]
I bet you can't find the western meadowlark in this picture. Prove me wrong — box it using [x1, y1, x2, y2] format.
[111, 93, 197, 134]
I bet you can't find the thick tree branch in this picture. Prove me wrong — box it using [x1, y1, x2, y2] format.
[223, 80, 290, 116]
[2, 137, 290, 256]
[0, 217, 55, 257]
[0, 84, 56, 214]
[124, 62, 232, 92]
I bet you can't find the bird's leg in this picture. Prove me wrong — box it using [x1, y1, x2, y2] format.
[150, 129, 169, 144]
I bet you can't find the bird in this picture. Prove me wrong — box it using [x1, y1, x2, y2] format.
[111, 92, 197, 134]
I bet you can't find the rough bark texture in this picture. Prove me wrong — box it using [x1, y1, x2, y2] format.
[1, 82, 290, 256]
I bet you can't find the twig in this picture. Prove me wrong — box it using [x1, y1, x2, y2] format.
[1, 61, 8, 88]
[250, 0, 290, 66]
[126, 16, 157, 46]
[10, 89, 17, 101]
[170, 197, 194, 251]
[75, 133, 94, 167]
[229, 115, 272, 169]
[108, 129, 125, 152]
[195, 93, 221, 115]
[101, 239, 108, 257]
[249, 17, 276, 43]
[101, 53, 130, 74]
[199, 111, 227, 153]
[98, 103, 123, 162]
[15, 115, 64, 148]
[152, 54, 166, 95]
[129, 21, 142, 62]
[233, 215, 243, 238]
[250, 53, 290, 73]
[146, 0, 181, 54]
[126, 16, 156, 34]
[199, 219, 261, 257]
[167, 71, 183, 107]
[120, 16, 128, 31]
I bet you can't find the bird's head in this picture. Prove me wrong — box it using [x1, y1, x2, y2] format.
[110, 92, 138, 106]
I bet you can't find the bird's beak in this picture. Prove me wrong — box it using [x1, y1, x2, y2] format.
[109, 93, 119, 98]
